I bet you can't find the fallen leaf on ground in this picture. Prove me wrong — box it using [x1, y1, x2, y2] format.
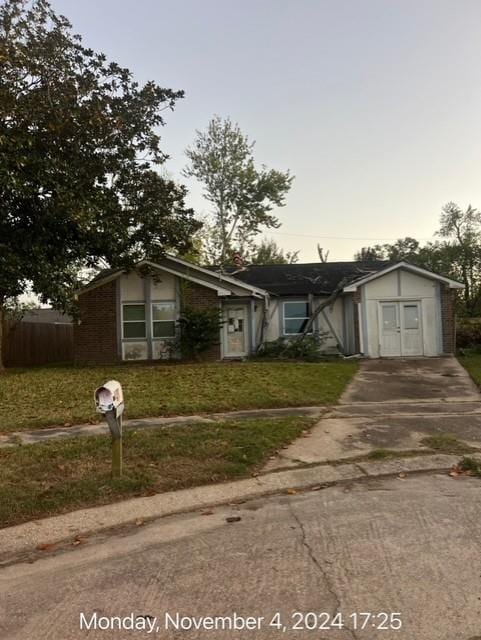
[36, 542, 56, 551]
[226, 516, 242, 523]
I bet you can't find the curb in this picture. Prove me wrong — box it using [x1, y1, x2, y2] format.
[0, 453, 462, 565]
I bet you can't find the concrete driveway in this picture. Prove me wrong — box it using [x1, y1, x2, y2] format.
[266, 357, 481, 468]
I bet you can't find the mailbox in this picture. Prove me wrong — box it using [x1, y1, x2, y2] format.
[94, 380, 124, 476]
[94, 380, 124, 418]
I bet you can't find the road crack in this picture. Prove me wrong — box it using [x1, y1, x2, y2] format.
[288, 500, 360, 640]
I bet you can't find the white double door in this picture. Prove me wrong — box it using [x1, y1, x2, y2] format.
[379, 301, 423, 357]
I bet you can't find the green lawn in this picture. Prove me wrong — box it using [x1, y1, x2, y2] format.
[459, 352, 481, 386]
[0, 416, 313, 528]
[0, 361, 357, 433]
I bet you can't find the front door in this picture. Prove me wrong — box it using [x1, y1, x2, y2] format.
[224, 305, 248, 357]
[379, 301, 423, 357]
[400, 301, 423, 356]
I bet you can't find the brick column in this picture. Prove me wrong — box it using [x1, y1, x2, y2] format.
[440, 285, 456, 354]
[182, 281, 222, 361]
[74, 280, 120, 365]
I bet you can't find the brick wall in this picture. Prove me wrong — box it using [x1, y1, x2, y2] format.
[440, 285, 456, 354]
[182, 280, 222, 361]
[74, 280, 119, 365]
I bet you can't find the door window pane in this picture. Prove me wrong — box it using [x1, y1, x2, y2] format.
[382, 305, 397, 330]
[404, 305, 419, 330]
[226, 307, 246, 353]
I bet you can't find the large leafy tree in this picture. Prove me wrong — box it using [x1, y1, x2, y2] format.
[0, 0, 200, 368]
[184, 116, 293, 265]
[354, 203, 481, 316]
[249, 238, 299, 265]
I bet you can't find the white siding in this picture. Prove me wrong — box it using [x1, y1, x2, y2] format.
[315, 297, 344, 352]
[362, 268, 441, 358]
[120, 272, 145, 301]
[265, 300, 281, 342]
[262, 297, 344, 353]
[151, 273, 176, 300]
[119, 270, 178, 361]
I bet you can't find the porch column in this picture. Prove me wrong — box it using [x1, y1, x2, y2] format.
[250, 299, 256, 354]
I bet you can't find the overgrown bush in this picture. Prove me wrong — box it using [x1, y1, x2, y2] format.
[256, 335, 327, 362]
[176, 307, 224, 360]
[456, 321, 481, 349]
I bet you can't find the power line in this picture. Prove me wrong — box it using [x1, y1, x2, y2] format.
[268, 230, 438, 242]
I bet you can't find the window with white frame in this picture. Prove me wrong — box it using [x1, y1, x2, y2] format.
[152, 302, 176, 338]
[122, 304, 146, 338]
[283, 301, 310, 335]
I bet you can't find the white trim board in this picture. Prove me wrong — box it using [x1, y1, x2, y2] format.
[343, 261, 464, 292]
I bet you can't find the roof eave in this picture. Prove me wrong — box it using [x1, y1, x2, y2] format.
[342, 261, 464, 292]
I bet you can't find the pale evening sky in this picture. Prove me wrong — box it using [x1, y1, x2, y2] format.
[52, 0, 481, 262]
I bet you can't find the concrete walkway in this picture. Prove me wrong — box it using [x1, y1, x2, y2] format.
[0, 406, 326, 448]
[265, 357, 481, 469]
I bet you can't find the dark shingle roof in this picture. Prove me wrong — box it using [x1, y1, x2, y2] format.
[217, 261, 392, 295]
[84, 260, 393, 297]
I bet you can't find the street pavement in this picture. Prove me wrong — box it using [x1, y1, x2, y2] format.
[1, 472, 481, 640]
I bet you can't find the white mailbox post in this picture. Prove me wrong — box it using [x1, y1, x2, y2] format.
[94, 380, 124, 477]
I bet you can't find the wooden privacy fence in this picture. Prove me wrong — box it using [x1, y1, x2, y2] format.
[2, 321, 74, 367]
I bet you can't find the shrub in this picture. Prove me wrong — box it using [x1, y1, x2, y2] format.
[456, 321, 481, 349]
[176, 307, 224, 360]
[256, 334, 328, 362]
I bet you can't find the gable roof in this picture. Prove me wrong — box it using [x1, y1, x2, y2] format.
[217, 261, 392, 296]
[78, 257, 269, 298]
[80, 258, 464, 299]
[342, 261, 464, 291]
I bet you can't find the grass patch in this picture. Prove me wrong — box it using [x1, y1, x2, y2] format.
[366, 448, 398, 460]
[0, 361, 357, 433]
[421, 433, 475, 454]
[458, 456, 481, 477]
[458, 352, 481, 386]
[0, 416, 313, 528]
